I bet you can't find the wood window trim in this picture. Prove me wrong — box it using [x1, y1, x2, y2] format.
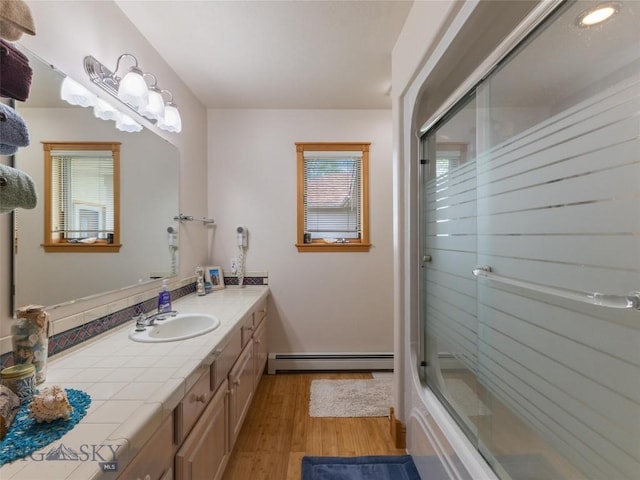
[42, 141, 122, 253]
[295, 142, 371, 253]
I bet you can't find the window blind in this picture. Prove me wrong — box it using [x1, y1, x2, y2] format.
[303, 153, 362, 239]
[51, 152, 114, 240]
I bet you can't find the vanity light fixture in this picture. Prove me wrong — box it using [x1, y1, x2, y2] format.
[60, 76, 96, 108]
[93, 97, 119, 121]
[115, 112, 143, 133]
[139, 73, 165, 122]
[576, 2, 620, 27]
[157, 90, 183, 133]
[114, 54, 149, 108]
[83, 54, 182, 132]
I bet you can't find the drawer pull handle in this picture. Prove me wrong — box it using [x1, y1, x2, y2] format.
[195, 394, 207, 403]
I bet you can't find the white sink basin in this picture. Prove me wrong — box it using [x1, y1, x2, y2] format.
[129, 313, 220, 343]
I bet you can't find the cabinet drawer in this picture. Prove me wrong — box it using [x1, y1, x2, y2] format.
[240, 313, 254, 348]
[254, 297, 267, 325]
[212, 328, 242, 391]
[117, 414, 173, 480]
[175, 367, 211, 444]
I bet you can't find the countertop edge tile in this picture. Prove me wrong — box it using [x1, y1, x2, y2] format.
[107, 402, 163, 454]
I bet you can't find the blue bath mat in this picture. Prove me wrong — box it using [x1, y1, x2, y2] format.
[301, 455, 421, 480]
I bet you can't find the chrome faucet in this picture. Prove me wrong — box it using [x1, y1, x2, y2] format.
[133, 311, 178, 331]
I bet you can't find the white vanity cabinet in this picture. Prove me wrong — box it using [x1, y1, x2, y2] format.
[127, 292, 269, 480]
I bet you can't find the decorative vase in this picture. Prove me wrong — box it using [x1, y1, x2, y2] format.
[12, 305, 50, 384]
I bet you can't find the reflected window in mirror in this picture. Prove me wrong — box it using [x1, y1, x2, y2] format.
[42, 141, 121, 252]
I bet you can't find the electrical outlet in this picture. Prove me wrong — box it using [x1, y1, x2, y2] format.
[230, 258, 238, 274]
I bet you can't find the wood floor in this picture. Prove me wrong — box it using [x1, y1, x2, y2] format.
[221, 372, 406, 480]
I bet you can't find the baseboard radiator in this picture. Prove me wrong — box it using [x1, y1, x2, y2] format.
[267, 352, 394, 374]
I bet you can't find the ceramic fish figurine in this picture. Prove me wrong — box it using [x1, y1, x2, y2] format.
[28, 385, 72, 423]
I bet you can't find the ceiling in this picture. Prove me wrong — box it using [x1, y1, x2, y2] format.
[114, 0, 414, 110]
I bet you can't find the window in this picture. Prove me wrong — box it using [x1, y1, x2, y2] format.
[43, 141, 121, 252]
[296, 142, 371, 252]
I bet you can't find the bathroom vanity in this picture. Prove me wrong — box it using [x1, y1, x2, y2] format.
[0, 286, 269, 480]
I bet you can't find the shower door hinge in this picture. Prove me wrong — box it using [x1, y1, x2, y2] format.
[420, 159, 428, 165]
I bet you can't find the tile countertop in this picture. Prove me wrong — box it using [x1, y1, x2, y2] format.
[0, 286, 270, 480]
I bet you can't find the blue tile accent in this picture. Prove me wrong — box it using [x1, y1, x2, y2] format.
[0, 283, 197, 370]
[0, 277, 269, 371]
[223, 276, 265, 286]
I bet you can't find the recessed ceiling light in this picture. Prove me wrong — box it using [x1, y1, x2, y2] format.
[576, 2, 621, 27]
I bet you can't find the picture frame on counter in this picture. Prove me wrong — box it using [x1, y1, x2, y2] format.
[205, 266, 225, 290]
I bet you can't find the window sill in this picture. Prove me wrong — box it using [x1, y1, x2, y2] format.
[42, 243, 122, 253]
[295, 243, 371, 253]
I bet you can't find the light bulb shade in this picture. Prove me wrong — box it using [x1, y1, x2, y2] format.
[117, 68, 149, 108]
[115, 112, 143, 132]
[93, 97, 119, 121]
[60, 76, 96, 107]
[157, 104, 182, 133]
[139, 88, 165, 121]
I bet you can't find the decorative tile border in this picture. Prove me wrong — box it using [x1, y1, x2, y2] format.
[0, 283, 196, 370]
[0, 273, 269, 371]
[223, 275, 268, 286]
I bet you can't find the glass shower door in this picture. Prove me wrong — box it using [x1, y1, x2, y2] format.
[421, 2, 640, 479]
[421, 95, 484, 446]
[474, 2, 640, 479]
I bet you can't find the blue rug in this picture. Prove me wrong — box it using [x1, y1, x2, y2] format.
[302, 455, 421, 480]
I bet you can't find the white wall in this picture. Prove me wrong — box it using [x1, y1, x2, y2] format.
[207, 109, 393, 355]
[0, 1, 208, 344]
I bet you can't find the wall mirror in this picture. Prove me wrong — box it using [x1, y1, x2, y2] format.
[12, 46, 180, 310]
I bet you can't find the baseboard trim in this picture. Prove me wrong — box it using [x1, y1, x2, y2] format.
[389, 407, 407, 449]
[267, 352, 394, 373]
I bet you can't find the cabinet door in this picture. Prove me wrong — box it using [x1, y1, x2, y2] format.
[253, 317, 268, 389]
[175, 379, 229, 480]
[228, 339, 254, 447]
[117, 415, 173, 480]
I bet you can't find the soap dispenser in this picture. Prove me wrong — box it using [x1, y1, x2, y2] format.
[157, 279, 172, 312]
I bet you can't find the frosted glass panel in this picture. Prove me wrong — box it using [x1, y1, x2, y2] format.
[420, 2, 640, 479]
[476, 2, 640, 473]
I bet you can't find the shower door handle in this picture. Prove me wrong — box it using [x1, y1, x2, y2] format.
[472, 266, 640, 310]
